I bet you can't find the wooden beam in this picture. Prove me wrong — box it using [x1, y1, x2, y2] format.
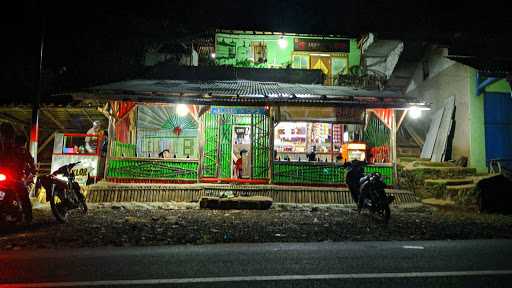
[0, 112, 30, 126]
[404, 122, 425, 146]
[41, 109, 65, 130]
[397, 110, 408, 130]
[82, 108, 94, 124]
[38, 132, 55, 154]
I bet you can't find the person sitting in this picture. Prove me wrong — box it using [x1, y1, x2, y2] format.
[306, 145, 317, 162]
[158, 149, 171, 159]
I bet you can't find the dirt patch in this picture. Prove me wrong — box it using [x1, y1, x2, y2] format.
[1, 203, 511, 251]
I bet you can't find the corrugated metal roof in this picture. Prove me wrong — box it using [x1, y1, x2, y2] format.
[75, 79, 419, 108]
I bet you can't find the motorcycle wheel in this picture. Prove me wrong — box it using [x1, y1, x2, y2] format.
[13, 193, 32, 226]
[21, 201, 32, 225]
[50, 189, 69, 223]
[380, 204, 391, 224]
[78, 192, 88, 215]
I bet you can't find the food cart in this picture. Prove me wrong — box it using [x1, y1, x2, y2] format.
[341, 142, 367, 162]
[51, 133, 104, 186]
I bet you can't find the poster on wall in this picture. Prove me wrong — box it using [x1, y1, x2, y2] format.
[51, 155, 99, 186]
[294, 38, 350, 53]
[276, 106, 364, 123]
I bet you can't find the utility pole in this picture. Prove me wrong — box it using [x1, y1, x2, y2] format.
[30, 8, 45, 164]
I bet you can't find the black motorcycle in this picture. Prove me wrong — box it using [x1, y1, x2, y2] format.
[345, 160, 394, 224]
[36, 161, 87, 223]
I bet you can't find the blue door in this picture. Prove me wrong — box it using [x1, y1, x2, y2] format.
[484, 92, 512, 169]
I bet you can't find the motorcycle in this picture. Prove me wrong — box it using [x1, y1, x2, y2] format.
[35, 161, 87, 223]
[0, 168, 32, 226]
[345, 160, 394, 224]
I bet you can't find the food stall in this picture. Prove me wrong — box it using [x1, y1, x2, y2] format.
[51, 133, 104, 185]
[272, 121, 348, 185]
[271, 106, 395, 186]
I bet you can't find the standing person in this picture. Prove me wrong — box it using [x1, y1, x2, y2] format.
[0, 125, 35, 223]
[85, 120, 102, 154]
[10, 135, 35, 223]
[100, 130, 108, 157]
[233, 149, 247, 179]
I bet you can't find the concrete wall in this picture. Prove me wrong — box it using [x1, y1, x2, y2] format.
[405, 48, 471, 161]
[468, 68, 486, 173]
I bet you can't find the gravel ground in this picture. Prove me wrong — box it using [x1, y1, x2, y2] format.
[1, 202, 512, 251]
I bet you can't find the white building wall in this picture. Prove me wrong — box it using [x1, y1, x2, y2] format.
[405, 48, 471, 160]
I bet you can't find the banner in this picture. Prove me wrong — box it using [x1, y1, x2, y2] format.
[210, 106, 268, 115]
[276, 106, 364, 123]
[371, 108, 393, 129]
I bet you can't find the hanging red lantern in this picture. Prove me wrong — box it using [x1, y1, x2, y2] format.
[173, 126, 182, 136]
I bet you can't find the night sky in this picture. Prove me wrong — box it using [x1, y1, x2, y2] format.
[5, 0, 512, 103]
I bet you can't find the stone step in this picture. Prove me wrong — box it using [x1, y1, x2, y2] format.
[423, 179, 475, 199]
[421, 198, 456, 206]
[424, 178, 474, 186]
[411, 161, 456, 168]
[446, 184, 476, 200]
[446, 183, 476, 191]
[401, 166, 477, 196]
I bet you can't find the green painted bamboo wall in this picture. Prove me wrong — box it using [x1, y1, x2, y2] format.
[219, 114, 233, 178]
[364, 114, 390, 147]
[201, 111, 270, 179]
[251, 114, 270, 179]
[272, 162, 394, 185]
[202, 113, 220, 177]
[273, 162, 345, 185]
[107, 158, 198, 180]
[112, 141, 137, 157]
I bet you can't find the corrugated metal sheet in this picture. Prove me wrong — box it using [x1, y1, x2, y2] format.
[91, 79, 403, 98]
[420, 107, 444, 159]
[431, 96, 455, 162]
[75, 79, 419, 108]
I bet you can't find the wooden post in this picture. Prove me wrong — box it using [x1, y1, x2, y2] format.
[330, 123, 334, 162]
[103, 115, 115, 179]
[269, 108, 274, 184]
[250, 114, 254, 179]
[102, 101, 119, 180]
[390, 109, 398, 186]
[197, 114, 204, 182]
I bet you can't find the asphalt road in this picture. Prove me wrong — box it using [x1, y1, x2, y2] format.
[1, 240, 512, 287]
